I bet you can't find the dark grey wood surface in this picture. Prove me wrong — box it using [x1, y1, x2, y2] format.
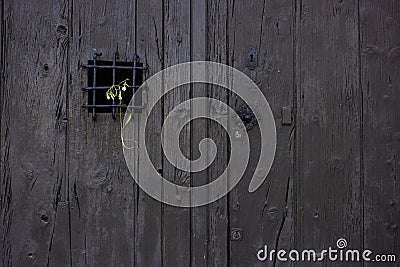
[1, 0, 69, 266]
[135, 0, 163, 266]
[68, 1, 137, 266]
[360, 1, 400, 265]
[1, 0, 399, 266]
[227, 0, 295, 266]
[296, 1, 363, 266]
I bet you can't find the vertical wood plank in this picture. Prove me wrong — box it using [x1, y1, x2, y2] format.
[204, 0, 230, 266]
[0, 0, 3, 84]
[190, 0, 208, 266]
[162, 0, 192, 266]
[360, 0, 400, 262]
[68, 1, 136, 266]
[1, 0, 69, 266]
[1, 0, 10, 266]
[135, 0, 163, 265]
[295, 0, 362, 263]
[228, 0, 295, 266]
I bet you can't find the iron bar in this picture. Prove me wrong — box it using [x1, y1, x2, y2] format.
[82, 85, 140, 91]
[92, 52, 99, 120]
[82, 65, 147, 70]
[82, 104, 144, 110]
[112, 52, 117, 119]
[83, 51, 145, 119]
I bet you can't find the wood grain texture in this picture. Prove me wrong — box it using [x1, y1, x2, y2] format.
[203, 0, 230, 266]
[0, 1, 11, 266]
[0, 0, 3, 86]
[67, 1, 136, 266]
[295, 0, 362, 265]
[227, 0, 294, 266]
[360, 0, 400, 263]
[161, 0, 191, 266]
[1, 0, 69, 266]
[190, 0, 209, 266]
[2, 1, 400, 266]
[135, 0, 163, 266]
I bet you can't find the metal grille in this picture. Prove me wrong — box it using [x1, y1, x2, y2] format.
[82, 51, 147, 120]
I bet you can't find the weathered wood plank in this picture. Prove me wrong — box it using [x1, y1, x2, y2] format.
[1, 0, 69, 266]
[0, 0, 3, 85]
[135, 0, 163, 265]
[2, 2, 399, 267]
[68, 1, 136, 266]
[162, 0, 192, 266]
[360, 0, 400, 263]
[203, 0, 230, 265]
[1, 1, 11, 266]
[227, 0, 295, 266]
[295, 0, 362, 265]
[190, 0, 209, 266]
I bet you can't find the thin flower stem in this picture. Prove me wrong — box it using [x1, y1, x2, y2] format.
[105, 78, 130, 140]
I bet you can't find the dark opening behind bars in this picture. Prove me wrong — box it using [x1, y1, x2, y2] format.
[82, 53, 146, 119]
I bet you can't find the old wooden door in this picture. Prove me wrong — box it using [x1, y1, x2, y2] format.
[1, 0, 399, 266]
